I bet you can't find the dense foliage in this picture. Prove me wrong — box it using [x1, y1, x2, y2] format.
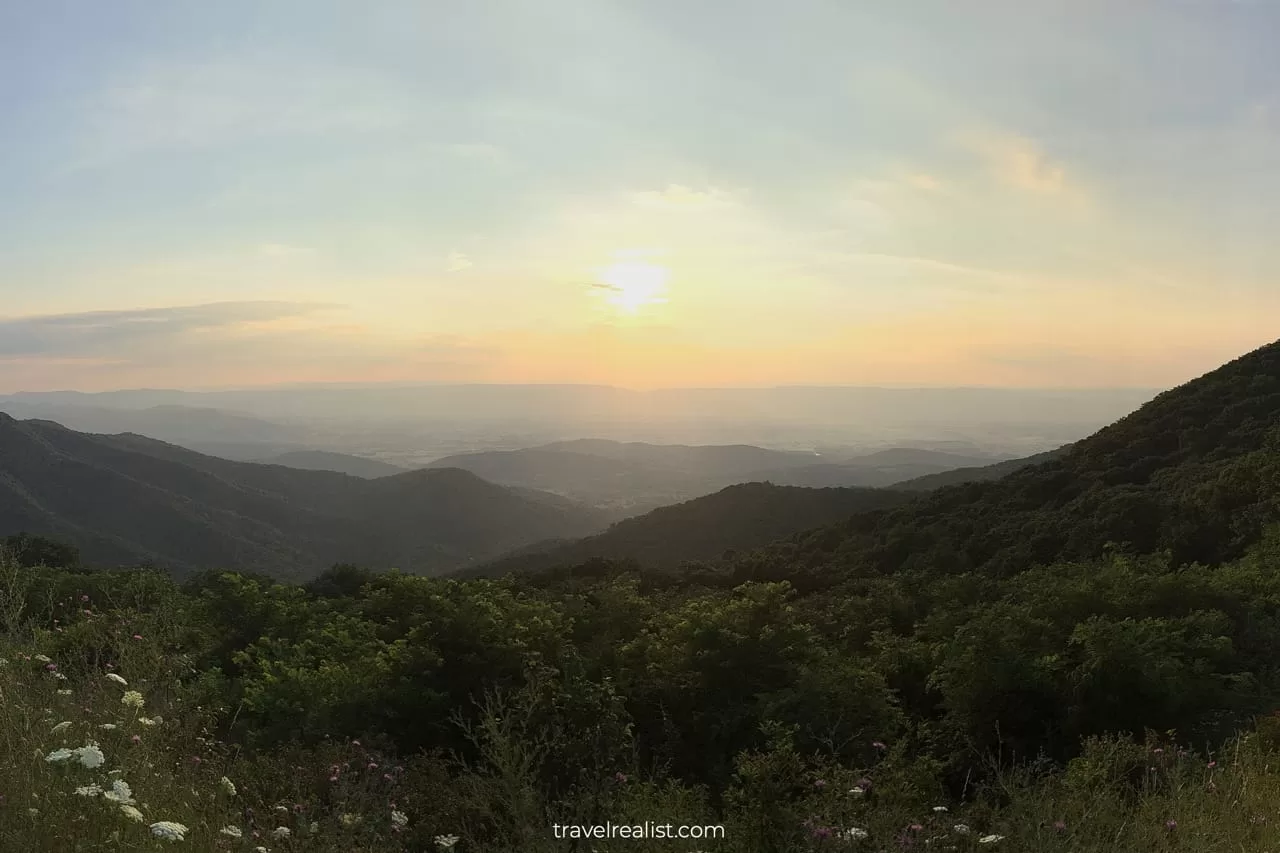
[9, 341, 1280, 851]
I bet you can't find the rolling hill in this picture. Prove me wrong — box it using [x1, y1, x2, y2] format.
[468, 481, 913, 577]
[741, 340, 1280, 585]
[888, 445, 1073, 491]
[257, 450, 408, 478]
[425, 440, 1004, 513]
[0, 414, 609, 578]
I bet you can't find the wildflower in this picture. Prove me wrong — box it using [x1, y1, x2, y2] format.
[120, 805, 145, 822]
[45, 663, 57, 671]
[1166, 820, 1178, 831]
[842, 827, 869, 840]
[270, 827, 291, 840]
[44, 748, 74, 763]
[1208, 761, 1217, 769]
[391, 809, 409, 828]
[105, 673, 128, 686]
[340, 813, 360, 828]
[220, 777, 237, 797]
[933, 806, 948, 813]
[138, 717, 159, 726]
[33, 654, 51, 663]
[51, 721, 72, 733]
[130, 735, 141, 744]
[614, 771, 628, 783]
[255, 848, 268, 853]
[132, 634, 142, 640]
[75, 743, 106, 769]
[220, 826, 243, 838]
[978, 835, 1006, 844]
[99, 723, 118, 731]
[813, 778, 826, 788]
[909, 823, 924, 832]
[435, 834, 460, 849]
[308, 821, 319, 834]
[149, 821, 189, 841]
[75, 784, 103, 797]
[872, 740, 887, 750]
[274, 805, 288, 814]
[104, 780, 134, 805]
[56, 689, 72, 695]
[1052, 820, 1067, 832]
[954, 824, 970, 835]
[1153, 748, 1164, 754]
[122, 691, 145, 710]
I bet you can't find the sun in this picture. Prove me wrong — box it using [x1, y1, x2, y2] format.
[596, 260, 670, 314]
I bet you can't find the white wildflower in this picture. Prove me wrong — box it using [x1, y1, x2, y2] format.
[138, 717, 159, 726]
[841, 827, 869, 840]
[340, 813, 359, 828]
[435, 835, 460, 849]
[105, 673, 128, 686]
[120, 804, 145, 822]
[391, 809, 409, 828]
[44, 748, 74, 763]
[308, 821, 319, 834]
[0, 657, 8, 665]
[103, 779, 135, 805]
[33, 654, 51, 663]
[56, 688, 72, 695]
[954, 824, 971, 835]
[255, 848, 269, 853]
[978, 835, 1006, 844]
[121, 691, 145, 710]
[219, 826, 243, 838]
[219, 776, 237, 797]
[75, 784, 103, 797]
[149, 821, 189, 841]
[51, 721, 72, 733]
[99, 723, 118, 731]
[75, 742, 105, 769]
[53, 672, 67, 680]
[271, 827, 291, 840]
[933, 806, 948, 813]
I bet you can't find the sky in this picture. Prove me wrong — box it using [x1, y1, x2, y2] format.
[3, 0, 1280, 392]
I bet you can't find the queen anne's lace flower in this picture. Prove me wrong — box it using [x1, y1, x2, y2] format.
[120, 805, 145, 822]
[122, 691, 145, 710]
[105, 673, 128, 686]
[75, 743, 105, 769]
[435, 835, 460, 849]
[391, 810, 409, 828]
[44, 748, 74, 763]
[33, 654, 51, 663]
[271, 827, 291, 840]
[75, 785, 103, 797]
[220, 776, 237, 797]
[99, 723, 118, 731]
[150, 821, 189, 841]
[51, 721, 72, 733]
[978, 835, 1006, 844]
[103, 779, 135, 805]
[219, 826, 243, 838]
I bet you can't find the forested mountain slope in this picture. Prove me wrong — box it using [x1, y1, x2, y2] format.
[0, 415, 609, 577]
[468, 481, 913, 576]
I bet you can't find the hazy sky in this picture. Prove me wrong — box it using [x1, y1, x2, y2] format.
[3, 0, 1280, 391]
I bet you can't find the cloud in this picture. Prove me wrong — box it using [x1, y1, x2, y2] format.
[70, 57, 417, 167]
[630, 185, 742, 209]
[258, 243, 316, 259]
[445, 252, 473, 273]
[0, 302, 334, 359]
[960, 131, 1073, 195]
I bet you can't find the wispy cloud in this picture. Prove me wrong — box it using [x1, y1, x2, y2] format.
[960, 130, 1076, 196]
[445, 251, 473, 272]
[630, 185, 743, 209]
[0, 302, 335, 358]
[70, 57, 417, 167]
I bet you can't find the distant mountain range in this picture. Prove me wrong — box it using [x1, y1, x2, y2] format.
[888, 445, 1073, 491]
[0, 414, 609, 577]
[424, 440, 1008, 513]
[253, 450, 408, 479]
[464, 481, 914, 577]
